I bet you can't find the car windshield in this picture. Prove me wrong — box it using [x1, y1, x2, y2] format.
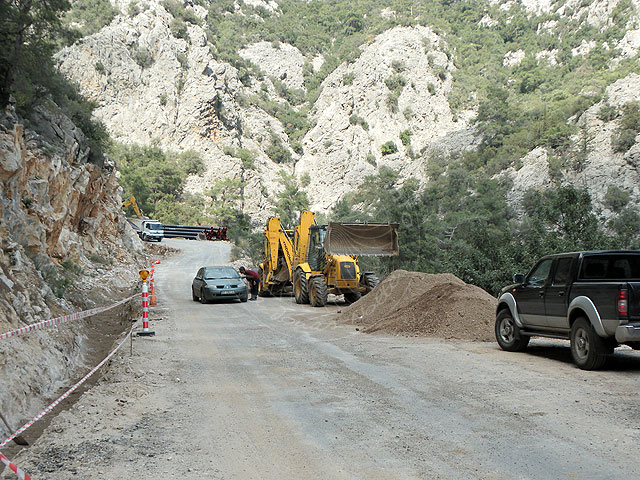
[147, 223, 163, 231]
[204, 267, 239, 279]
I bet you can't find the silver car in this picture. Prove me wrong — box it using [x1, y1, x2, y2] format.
[192, 266, 248, 304]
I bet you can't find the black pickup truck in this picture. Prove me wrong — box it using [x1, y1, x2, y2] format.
[495, 250, 640, 369]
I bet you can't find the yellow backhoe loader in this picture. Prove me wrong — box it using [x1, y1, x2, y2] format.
[259, 211, 398, 306]
[122, 195, 144, 218]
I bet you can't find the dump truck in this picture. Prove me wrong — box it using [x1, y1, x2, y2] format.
[259, 211, 398, 306]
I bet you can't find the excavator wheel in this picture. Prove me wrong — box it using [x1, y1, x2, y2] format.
[343, 291, 361, 305]
[309, 276, 328, 307]
[294, 269, 309, 304]
[361, 273, 379, 295]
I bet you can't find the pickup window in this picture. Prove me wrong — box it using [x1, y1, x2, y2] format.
[527, 259, 552, 286]
[552, 257, 574, 285]
[579, 254, 640, 280]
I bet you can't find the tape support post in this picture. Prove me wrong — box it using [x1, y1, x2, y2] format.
[1, 294, 137, 341]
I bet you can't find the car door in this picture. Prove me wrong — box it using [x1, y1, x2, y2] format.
[545, 256, 576, 330]
[515, 258, 553, 327]
[193, 268, 204, 294]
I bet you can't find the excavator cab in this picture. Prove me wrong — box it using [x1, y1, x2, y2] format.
[307, 225, 327, 271]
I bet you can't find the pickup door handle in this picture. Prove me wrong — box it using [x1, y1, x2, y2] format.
[539, 291, 545, 297]
[557, 291, 565, 296]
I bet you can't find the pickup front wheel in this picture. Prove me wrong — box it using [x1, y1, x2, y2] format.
[570, 317, 609, 370]
[495, 309, 530, 352]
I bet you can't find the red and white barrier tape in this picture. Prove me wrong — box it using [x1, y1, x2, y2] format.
[0, 453, 30, 480]
[0, 322, 137, 450]
[1, 294, 137, 341]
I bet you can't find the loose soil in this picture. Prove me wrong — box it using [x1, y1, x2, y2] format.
[338, 269, 496, 341]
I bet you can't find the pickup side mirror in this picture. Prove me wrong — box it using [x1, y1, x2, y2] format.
[513, 273, 525, 284]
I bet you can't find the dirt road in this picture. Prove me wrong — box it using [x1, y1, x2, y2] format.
[4, 239, 640, 479]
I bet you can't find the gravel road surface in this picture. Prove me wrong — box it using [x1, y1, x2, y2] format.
[4, 239, 640, 479]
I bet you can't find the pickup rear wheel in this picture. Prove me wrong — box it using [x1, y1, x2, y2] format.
[570, 317, 608, 370]
[495, 309, 530, 352]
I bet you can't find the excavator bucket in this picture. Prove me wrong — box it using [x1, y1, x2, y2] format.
[325, 222, 399, 256]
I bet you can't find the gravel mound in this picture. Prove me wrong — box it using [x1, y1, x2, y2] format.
[338, 269, 496, 341]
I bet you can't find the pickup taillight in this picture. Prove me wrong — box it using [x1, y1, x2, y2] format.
[617, 287, 628, 319]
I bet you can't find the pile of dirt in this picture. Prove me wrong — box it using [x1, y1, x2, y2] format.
[338, 269, 496, 341]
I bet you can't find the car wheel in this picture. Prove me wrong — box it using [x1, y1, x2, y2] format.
[240, 295, 248, 303]
[192, 288, 198, 301]
[199, 288, 208, 304]
[570, 317, 609, 370]
[495, 309, 530, 352]
[142, 233, 147, 242]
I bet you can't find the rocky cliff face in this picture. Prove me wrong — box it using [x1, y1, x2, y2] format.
[55, 0, 640, 219]
[56, 3, 288, 219]
[0, 105, 143, 439]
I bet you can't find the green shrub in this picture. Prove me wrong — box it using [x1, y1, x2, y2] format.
[159, 94, 167, 106]
[612, 129, 637, 153]
[176, 53, 189, 70]
[224, 147, 256, 169]
[391, 60, 406, 73]
[598, 104, 617, 122]
[384, 74, 407, 92]
[620, 102, 640, 131]
[170, 18, 190, 41]
[42, 265, 72, 298]
[177, 150, 205, 175]
[342, 73, 355, 85]
[266, 135, 292, 164]
[400, 129, 411, 146]
[133, 47, 154, 69]
[366, 153, 377, 167]
[349, 113, 369, 130]
[176, 76, 186, 94]
[291, 140, 304, 155]
[64, 0, 118, 36]
[427, 83, 436, 95]
[94, 62, 105, 74]
[88, 253, 112, 265]
[381, 141, 398, 155]
[162, 0, 200, 24]
[128, 2, 139, 17]
[386, 92, 400, 113]
[604, 185, 630, 212]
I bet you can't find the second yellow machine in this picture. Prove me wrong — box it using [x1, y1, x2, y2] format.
[259, 211, 399, 306]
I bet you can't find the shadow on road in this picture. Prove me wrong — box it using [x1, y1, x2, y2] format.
[523, 343, 640, 372]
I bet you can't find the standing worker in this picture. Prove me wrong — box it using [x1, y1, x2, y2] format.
[239, 266, 259, 301]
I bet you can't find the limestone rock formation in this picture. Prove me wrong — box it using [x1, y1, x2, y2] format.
[0, 106, 143, 441]
[297, 25, 475, 211]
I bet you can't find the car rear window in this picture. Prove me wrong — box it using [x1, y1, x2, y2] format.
[578, 254, 640, 280]
[204, 267, 239, 279]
